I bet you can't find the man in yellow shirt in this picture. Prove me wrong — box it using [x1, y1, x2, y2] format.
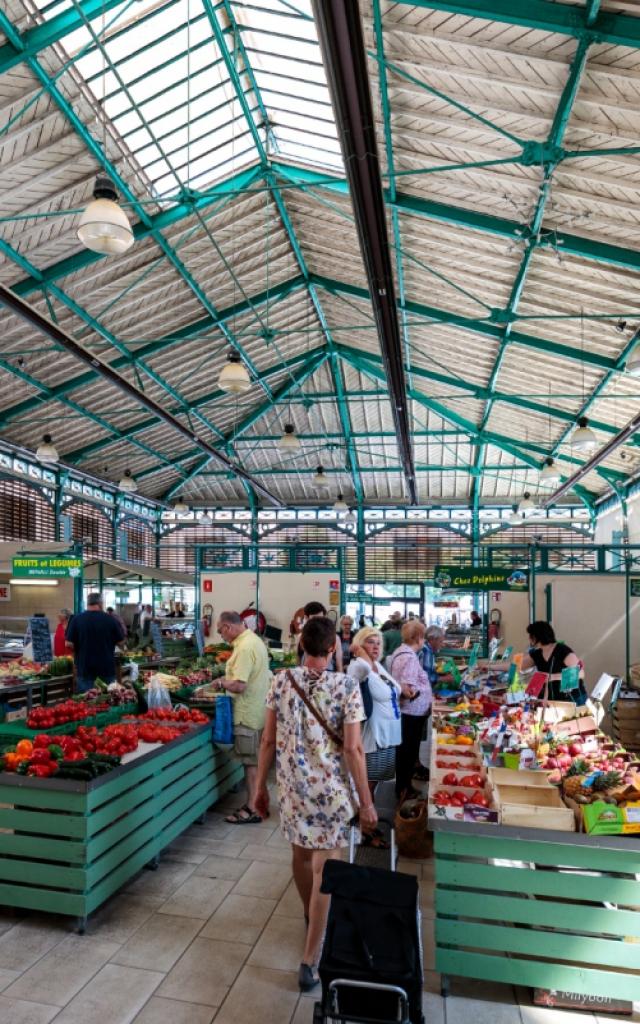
[217, 610, 271, 824]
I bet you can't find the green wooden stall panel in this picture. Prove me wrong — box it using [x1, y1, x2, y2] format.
[433, 828, 640, 1002]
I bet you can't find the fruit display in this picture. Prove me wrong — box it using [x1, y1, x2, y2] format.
[48, 657, 74, 677]
[26, 698, 110, 730]
[0, 659, 48, 684]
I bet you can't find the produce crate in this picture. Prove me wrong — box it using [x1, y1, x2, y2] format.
[0, 674, 74, 719]
[0, 724, 243, 928]
[493, 783, 576, 831]
[611, 689, 640, 752]
[0, 703, 138, 741]
[433, 821, 640, 1002]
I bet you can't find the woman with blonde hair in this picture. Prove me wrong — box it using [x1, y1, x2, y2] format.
[348, 626, 402, 846]
[387, 620, 433, 801]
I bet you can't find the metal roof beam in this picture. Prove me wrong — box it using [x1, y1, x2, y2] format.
[0, 285, 284, 507]
[62, 347, 320, 464]
[312, 0, 416, 503]
[393, 0, 640, 49]
[163, 349, 328, 500]
[1, 274, 306, 429]
[0, 11, 271, 400]
[0, 0, 124, 75]
[314, 275, 616, 370]
[196, 464, 531, 477]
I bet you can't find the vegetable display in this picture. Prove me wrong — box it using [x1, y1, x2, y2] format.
[26, 699, 110, 730]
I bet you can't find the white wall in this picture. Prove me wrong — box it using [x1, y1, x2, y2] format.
[200, 570, 341, 642]
[596, 493, 640, 546]
[535, 573, 635, 688]
[490, 591, 530, 654]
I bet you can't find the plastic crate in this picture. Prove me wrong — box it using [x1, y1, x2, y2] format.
[0, 702, 138, 740]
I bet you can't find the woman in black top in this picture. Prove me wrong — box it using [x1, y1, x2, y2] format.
[520, 621, 585, 703]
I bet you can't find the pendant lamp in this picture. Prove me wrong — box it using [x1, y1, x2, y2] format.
[35, 434, 59, 465]
[279, 424, 300, 451]
[540, 457, 561, 484]
[118, 470, 137, 493]
[77, 175, 134, 256]
[313, 466, 328, 487]
[333, 494, 348, 512]
[571, 417, 597, 452]
[344, 508, 357, 523]
[198, 511, 213, 526]
[173, 500, 189, 514]
[508, 510, 521, 526]
[518, 491, 536, 514]
[218, 352, 251, 394]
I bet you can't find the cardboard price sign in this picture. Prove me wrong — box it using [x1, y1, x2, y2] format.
[526, 672, 549, 698]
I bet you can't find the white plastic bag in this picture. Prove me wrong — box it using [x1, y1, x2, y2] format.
[147, 673, 172, 711]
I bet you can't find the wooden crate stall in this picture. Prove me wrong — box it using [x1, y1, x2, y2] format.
[0, 725, 243, 930]
[433, 821, 640, 1002]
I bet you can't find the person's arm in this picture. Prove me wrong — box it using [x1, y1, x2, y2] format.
[520, 652, 534, 670]
[254, 708, 277, 820]
[564, 652, 580, 670]
[343, 721, 377, 832]
[221, 645, 251, 693]
[390, 651, 419, 699]
[334, 641, 344, 673]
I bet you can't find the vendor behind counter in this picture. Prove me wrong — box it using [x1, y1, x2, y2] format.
[519, 620, 587, 704]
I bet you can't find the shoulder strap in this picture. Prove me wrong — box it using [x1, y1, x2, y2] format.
[286, 670, 343, 748]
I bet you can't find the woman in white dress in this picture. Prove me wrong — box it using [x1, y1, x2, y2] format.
[348, 627, 402, 847]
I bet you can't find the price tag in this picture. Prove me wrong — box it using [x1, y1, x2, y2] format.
[29, 616, 52, 664]
[526, 671, 549, 698]
[507, 663, 518, 685]
[445, 659, 462, 685]
[468, 648, 478, 669]
[195, 623, 205, 657]
[503, 645, 513, 661]
[560, 665, 580, 693]
[591, 673, 614, 703]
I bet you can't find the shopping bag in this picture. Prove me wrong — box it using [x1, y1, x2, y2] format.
[212, 693, 234, 744]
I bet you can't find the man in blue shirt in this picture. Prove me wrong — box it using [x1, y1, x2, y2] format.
[66, 593, 125, 692]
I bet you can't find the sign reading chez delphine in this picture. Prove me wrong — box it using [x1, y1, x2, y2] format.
[433, 566, 529, 592]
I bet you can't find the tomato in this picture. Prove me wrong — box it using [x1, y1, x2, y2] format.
[442, 773, 459, 786]
[452, 791, 469, 803]
[460, 774, 483, 789]
[30, 749, 53, 765]
[433, 791, 452, 806]
[449, 794, 466, 807]
[470, 790, 489, 808]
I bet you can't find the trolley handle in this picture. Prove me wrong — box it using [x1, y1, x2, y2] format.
[349, 816, 396, 869]
[328, 978, 410, 1024]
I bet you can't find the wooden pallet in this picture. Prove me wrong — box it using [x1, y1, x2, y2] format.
[434, 827, 640, 1001]
[0, 725, 243, 927]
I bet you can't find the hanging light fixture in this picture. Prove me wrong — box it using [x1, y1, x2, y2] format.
[279, 424, 300, 451]
[172, 500, 189, 515]
[540, 457, 561, 484]
[333, 494, 348, 513]
[218, 351, 251, 394]
[118, 470, 137, 493]
[198, 511, 213, 526]
[344, 508, 357, 523]
[313, 465, 328, 487]
[77, 175, 134, 256]
[626, 341, 640, 377]
[518, 491, 536, 514]
[571, 416, 597, 452]
[508, 509, 521, 526]
[35, 434, 59, 465]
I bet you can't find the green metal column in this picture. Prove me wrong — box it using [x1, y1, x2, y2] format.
[356, 506, 366, 585]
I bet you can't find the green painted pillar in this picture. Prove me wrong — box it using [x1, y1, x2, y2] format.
[356, 506, 366, 584]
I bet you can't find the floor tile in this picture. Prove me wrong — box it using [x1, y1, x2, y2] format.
[248, 914, 307, 972]
[233, 860, 292, 899]
[273, 880, 305, 920]
[86, 895, 160, 943]
[157, 875, 234, 919]
[0, 968, 21, 992]
[111, 914, 202, 972]
[222, 823, 276, 844]
[4, 935, 120, 1006]
[157, 937, 248, 1007]
[212, 965, 300, 1024]
[397, 859, 422, 878]
[238, 842, 292, 864]
[0, 996, 59, 1024]
[52, 964, 163, 1024]
[445, 994, 522, 1024]
[265, 829, 291, 850]
[125, 860, 197, 900]
[423, 990, 445, 1024]
[132, 996, 215, 1024]
[292, 994, 316, 1024]
[169, 837, 248, 861]
[194, 855, 252, 882]
[520, 1007, 597, 1023]
[0, 920, 66, 972]
[201, 894, 276, 946]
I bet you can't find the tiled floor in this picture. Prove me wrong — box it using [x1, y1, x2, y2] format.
[0, 783, 637, 1024]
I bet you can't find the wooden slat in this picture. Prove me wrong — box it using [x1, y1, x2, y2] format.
[436, 919, 640, 971]
[0, 881, 85, 917]
[0, 782, 85, 811]
[434, 950, 640, 1002]
[436, 830, 640, 875]
[0, 805, 86, 837]
[0, 832, 85, 864]
[436, 859, 640, 905]
[437, 890, 640, 939]
[0, 855, 85, 889]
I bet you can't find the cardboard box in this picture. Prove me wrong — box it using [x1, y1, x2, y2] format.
[487, 767, 552, 789]
[581, 800, 640, 835]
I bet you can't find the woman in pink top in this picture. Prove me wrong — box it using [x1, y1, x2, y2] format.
[387, 620, 432, 800]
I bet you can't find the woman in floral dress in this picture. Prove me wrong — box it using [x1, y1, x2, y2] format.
[255, 616, 376, 992]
